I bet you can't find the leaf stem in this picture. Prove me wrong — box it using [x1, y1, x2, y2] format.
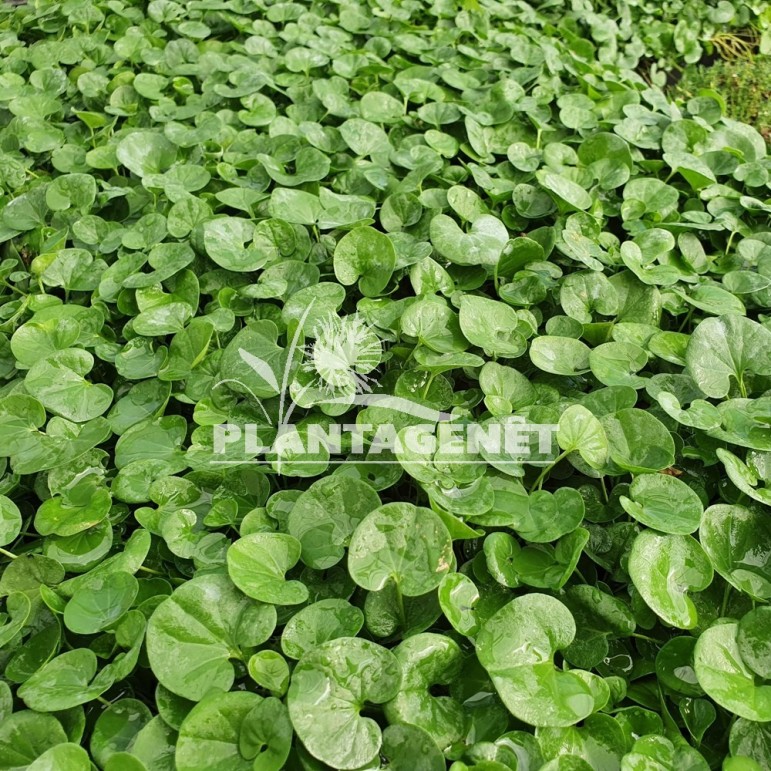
[393, 579, 407, 632]
[0, 546, 17, 560]
[421, 372, 436, 400]
[631, 632, 661, 644]
[738, 375, 748, 398]
[530, 450, 568, 492]
[138, 565, 164, 576]
[720, 582, 732, 617]
[599, 475, 609, 504]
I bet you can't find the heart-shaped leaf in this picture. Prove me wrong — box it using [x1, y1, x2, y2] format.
[629, 530, 713, 629]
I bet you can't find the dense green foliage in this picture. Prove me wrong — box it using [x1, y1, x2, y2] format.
[0, 0, 771, 769]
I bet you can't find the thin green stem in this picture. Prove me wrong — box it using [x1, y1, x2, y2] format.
[393, 580, 407, 631]
[0, 546, 16, 560]
[725, 230, 737, 256]
[677, 307, 693, 333]
[599, 475, 609, 504]
[530, 450, 568, 492]
[138, 565, 164, 576]
[720, 582, 732, 617]
[1, 279, 26, 296]
[632, 632, 661, 644]
[421, 372, 436, 400]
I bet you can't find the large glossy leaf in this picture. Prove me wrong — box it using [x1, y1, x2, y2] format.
[287, 638, 401, 769]
[699, 504, 771, 600]
[383, 633, 465, 749]
[694, 622, 771, 722]
[476, 594, 596, 727]
[348, 502, 453, 596]
[227, 533, 308, 605]
[287, 476, 380, 569]
[686, 315, 771, 398]
[620, 473, 704, 534]
[629, 531, 713, 629]
[147, 574, 276, 700]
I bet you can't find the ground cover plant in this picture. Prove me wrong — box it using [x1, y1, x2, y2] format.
[0, 0, 771, 769]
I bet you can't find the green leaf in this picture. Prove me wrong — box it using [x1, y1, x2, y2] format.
[459, 295, 528, 357]
[348, 503, 453, 596]
[176, 691, 263, 771]
[63, 571, 138, 634]
[629, 530, 713, 629]
[25, 350, 113, 422]
[477, 594, 596, 727]
[699, 504, 771, 600]
[116, 132, 177, 177]
[287, 638, 401, 769]
[537, 170, 593, 211]
[227, 533, 308, 605]
[737, 606, 771, 680]
[247, 651, 290, 696]
[147, 574, 276, 701]
[380, 724, 446, 771]
[287, 476, 380, 569]
[694, 622, 771, 722]
[90, 699, 152, 768]
[530, 336, 592, 376]
[0, 495, 21, 547]
[333, 226, 396, 297]
[685, 315, 771, 398]
[281, 599, 364, 660]
[430, 214, 508, 267]
[0, 711, 69, 769]
[383, 633, 465, 749]
[620, 473, 704, 534]
[557, 405, 608, 469]
[600, 409, 675, 473]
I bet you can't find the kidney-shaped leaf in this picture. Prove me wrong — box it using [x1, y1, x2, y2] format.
[629, 530, 713, 629]
[530, 336, 591, 376]
[737, 606, 771, 680]
[25, 349, 113, 423]
[699, 504, 771, 601]
[383, 633, 465, 750]
[438, 572, 480, 637]
[694, 622, 771, 723]
[510, 488, 585, 543]
[600, 409, 675, 473]
[227, 533, 308, 605]
[333, 226, 396, 297]
[685, 315, 771, 398]
[476, 593, 596, 727]
[287, 476, 380, 569]
[0, 710, 68, 769]
[63, 571, 138, 635]
[380, 724, 446, 771]
[348, 502, 453, 596]
[116, 131, 177, 177]
[430, 213, 508, 267]
[557, 404, 608, 469]
[147, 573, 276, 701]
[620, 473, 704, 534]
[281, 598, 364, 660]
[287, 637, 401, 769]
[176, 691, 262, 771]
[459, 296, 527, 357]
